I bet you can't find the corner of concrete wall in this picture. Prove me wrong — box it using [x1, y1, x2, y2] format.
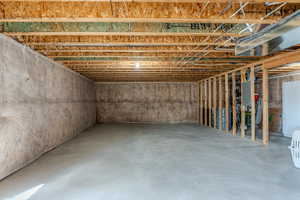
[0, 34, 97, 180]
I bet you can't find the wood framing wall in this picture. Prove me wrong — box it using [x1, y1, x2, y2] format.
[199, 50, 300, 145]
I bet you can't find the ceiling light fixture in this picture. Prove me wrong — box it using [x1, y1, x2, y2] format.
[135, 63, 140, 69]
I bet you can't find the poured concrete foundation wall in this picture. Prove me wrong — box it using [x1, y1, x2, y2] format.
[0, 34, 96, 180]
[96, 82, 199, 123]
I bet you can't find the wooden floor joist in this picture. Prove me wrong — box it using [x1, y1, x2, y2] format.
[4, 32, 245, 37]
[1, 1, 293, 25]
[1, 0, 297, 2]
[1, 0, 298, 82]
[25, 42, 235, 47]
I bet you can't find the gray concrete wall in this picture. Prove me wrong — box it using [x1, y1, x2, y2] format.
[96, 82, 199, 123]
[0, 34, 96, 180]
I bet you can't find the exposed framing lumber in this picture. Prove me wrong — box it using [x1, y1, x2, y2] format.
[200, 81, 203, 125]
[250, 66, 256, 141]
[219, 76, 223, 130]
[1, 1, 289, 24]
[25, 42, 235, 47]
[263, 50, 300, 69]
[240, 69, 246, 138]
[208, 78, 212, 127]
[200, 50, 300, 144]
[0, 18, 277, 24]
[213, 77, 217, 129]
[262, 67, 269, 145]
[200, 50, 300, 79]
[231, 72, 237, 136]
[60, 60, 241, 65]
[59, 58, 259, 62]
[4, 32, 244, 37]
[205, 81, 207, 123]
[225, 73, 229, 133]
[47, 53, 235, 57]
[40, 49, 233, 53]
[1, 0, 297, 2]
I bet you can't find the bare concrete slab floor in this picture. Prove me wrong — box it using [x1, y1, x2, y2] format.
[0, 124, 300, 200]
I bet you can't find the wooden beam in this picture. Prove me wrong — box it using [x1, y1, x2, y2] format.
[225, 73, 229, 133]
[199, 51, 300, 81]
[232, 71, 237, 136]
[61, 60, 241, 65]
[59, 58, 258, 63]
[213, 77, 217, 129]
[4, 32, 244, 37]
[40, 49, 233, 53]
[0, 18, 277, 24]
[250, 66, 256, 141]
[204, 80, 208, 126]
[240, 69, 246, 138]
[219, 76, 223, 130]
[262, 67, 269, 145]
[25, 42, 235, 47]
[209, 78, 212, 127]
[263, 50, 300, 69]
[1, 0, 297, 3]
[1, 1, 286, 24]
[200, 81, 203, 125]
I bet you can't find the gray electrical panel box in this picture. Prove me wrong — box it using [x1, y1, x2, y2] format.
[242, 81, 251, 107]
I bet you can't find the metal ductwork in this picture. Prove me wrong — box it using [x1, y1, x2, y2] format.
[235, 10, 300, 56]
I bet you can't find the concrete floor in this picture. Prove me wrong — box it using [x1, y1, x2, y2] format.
[0, 123, 300, 200]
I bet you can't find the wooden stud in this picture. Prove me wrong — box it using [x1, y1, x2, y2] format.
[250, 66, 256, 141]
[204, 80, 208, 126]
[209, 78, 212, 127]
[225, 73, 229, 133]
[219, 76, 223, 130]
[240, 69, 246, 138]
[232, 72, 237, 136]
[213, 77, 217, 129]
[200, 81, 203, 125]
[262, 67, 269, 145]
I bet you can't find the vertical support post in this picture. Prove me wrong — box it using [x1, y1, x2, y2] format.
[208, 78, 212, 127]
[200, 81, 203, 125]
[232, 72, 237, 136]
[262, 67, 269, 145]
[240, 70, 246, 138]
[250, 66, 256, 141]
[213, 77, 217, 129]
[219, 76, 223, 130]
[204, 80, 208, 126]
[225, 73, 229, 133]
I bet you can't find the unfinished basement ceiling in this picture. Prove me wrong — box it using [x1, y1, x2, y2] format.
[1, 0, 300, 82]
